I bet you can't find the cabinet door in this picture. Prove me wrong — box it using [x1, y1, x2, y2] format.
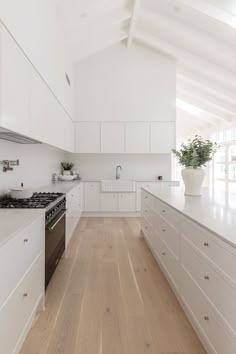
[101, 122, 125, 153]
[118, 193, 136, 212]
[126, 123, 150, 153]
[0, 26, 30, 136]
[76, 122, 100, 153]
[136, 182, 157, 211]
[101, 193, 118, 212]
[151, 122, 176, 153]
[84, 182, 101, 211]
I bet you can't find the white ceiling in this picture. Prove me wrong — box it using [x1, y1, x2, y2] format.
[57, 0, 236, 138]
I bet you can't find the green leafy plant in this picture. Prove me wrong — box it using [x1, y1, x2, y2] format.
[61, 162, 74, 171]
[172, 135, 218, 168]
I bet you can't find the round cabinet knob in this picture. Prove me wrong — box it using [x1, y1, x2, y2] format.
[23, 239, 29, 243]
[162, 252, 166, 256]
[204, 316, 209, 321]
[162, 229, 166, 232]
[204, 275, 210, 280]
[23, 293, 28, 297]
[145, 196, 148, 199]
[162, 210, 166, 213]
[204, 242, 209, 247]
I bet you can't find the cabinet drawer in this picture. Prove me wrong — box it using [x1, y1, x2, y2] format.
[141, 218, 155, 247]
[182, 269, 236, 354]
[0, 216, 44, 308]
[155, 199, 180, 231]
[157, 217, 180, 259]
[153, 236, 180, 291]
[182, 217, 236, 286]
[0, 253, 44, 354]
[182, 238, 236, 333]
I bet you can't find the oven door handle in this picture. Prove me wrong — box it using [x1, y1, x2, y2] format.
[47, 210, 66, 231]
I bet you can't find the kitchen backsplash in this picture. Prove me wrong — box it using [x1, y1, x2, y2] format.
[65, 153, 172, 181]
[0, 139, 64, 194]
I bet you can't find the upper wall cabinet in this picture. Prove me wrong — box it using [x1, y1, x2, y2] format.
[0, 24, 74, 152]
[75, 122, 100, 153]
[101, 122, 125, 153]
[0, 25, 30, 136]
[75, 121, 176, 154]
[126, 123, 150, 153]
[151, 122, 176, 153]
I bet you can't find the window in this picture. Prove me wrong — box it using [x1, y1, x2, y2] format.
[210, 128, 236, 191]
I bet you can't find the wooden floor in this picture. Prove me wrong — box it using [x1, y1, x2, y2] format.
[20, 217, 206, 354]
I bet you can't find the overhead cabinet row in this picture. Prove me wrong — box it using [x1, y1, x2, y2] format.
[0, 24, 74, 152]
[75, 121, 176, 153]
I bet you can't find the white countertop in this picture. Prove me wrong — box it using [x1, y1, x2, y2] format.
[0, 209, 44, 248]
[142, 185, 236, 248]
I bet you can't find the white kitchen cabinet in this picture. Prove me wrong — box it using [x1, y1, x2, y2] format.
[126, 122, 150, 153]
[76, 122, 101, 153]
[66, 183, 83, 246]
[136, 182, 157, 211]
[84, 182, 101, 211]
[151, 122, 176, 153]
[141, 189, 236, 354]
[118, 193, 136, 212]
[0, 25, 30, 136]
[101, 122, 125, 153]
[0, 215, 44, 354]
[101, 193, 118, 211]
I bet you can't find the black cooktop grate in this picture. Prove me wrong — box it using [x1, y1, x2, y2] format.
[0, 192, 64, 209]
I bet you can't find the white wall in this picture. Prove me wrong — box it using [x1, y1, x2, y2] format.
[65, 153, 172, 180]
[0, 0, 74, 116]
[0, 140, 64, 194]
[75, 42, 176, 122]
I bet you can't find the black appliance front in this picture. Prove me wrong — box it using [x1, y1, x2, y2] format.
[45, 210, 66, 289]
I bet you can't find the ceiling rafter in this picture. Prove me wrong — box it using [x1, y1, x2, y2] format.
[127, 0, 140, 47]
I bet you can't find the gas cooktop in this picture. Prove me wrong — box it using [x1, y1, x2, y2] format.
[0, 192, 64, 209]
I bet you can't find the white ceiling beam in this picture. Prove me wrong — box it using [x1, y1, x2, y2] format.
[177, 106, 220, 127]
[134, 30, 236, 93]
[178, 0, 236, 28]
[138, 10, 236, 75]
[177, 89, 235, 121]
[178, 68, 236, 108]
[127, 0, 140, 47]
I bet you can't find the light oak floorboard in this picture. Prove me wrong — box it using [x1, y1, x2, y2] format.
[20, 217, 206, 354]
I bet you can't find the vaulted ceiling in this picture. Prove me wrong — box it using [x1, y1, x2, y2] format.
[57, 0, 236, 138]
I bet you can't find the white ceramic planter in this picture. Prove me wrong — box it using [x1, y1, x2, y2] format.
[181, 168, 205, 196]
[63, 170, 71, 176]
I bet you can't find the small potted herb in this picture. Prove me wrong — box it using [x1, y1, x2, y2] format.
[172, 136, 218, 196]
[61, 162, 74, 176]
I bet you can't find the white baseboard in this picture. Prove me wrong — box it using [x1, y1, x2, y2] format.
[82, 212, 141, 217]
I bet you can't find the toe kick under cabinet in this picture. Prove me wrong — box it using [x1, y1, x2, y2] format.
[0, 215, 45, 354]
[141, 189, 236, 354]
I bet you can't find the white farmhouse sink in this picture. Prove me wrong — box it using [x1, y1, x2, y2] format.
[101, 180, 136, 193]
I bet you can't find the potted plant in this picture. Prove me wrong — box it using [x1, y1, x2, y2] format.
[172, 136, 218, 196]
[61, 162, 74, 176]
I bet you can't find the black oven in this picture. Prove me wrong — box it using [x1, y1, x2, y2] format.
[45, 198, 66, 289]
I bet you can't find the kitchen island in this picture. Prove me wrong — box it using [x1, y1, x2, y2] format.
[141, 186, 236, 354]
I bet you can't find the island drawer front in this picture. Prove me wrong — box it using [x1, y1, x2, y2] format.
[182, 238, 236, 333]
[141, 218, 155, 246]
[0, 216, 44, 309]
[157, 216, 180, 259]
[154, 199, 180, 231]
[181, 268, 236, 354]
[0, 253, 44, 354]
[181, 217, 236, 285]
[153, 235, 180, 291]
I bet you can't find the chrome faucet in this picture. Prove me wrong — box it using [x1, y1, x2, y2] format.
[116, 165, 122, 180]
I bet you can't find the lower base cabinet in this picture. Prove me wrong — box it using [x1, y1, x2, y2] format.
[0, 215, 45, 354]
[141, 189, 236, 354]
[66, 183, 83, 246]
[101, 192, 136, 212]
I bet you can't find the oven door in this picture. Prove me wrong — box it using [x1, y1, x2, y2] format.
[45, 210, 66, 289]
